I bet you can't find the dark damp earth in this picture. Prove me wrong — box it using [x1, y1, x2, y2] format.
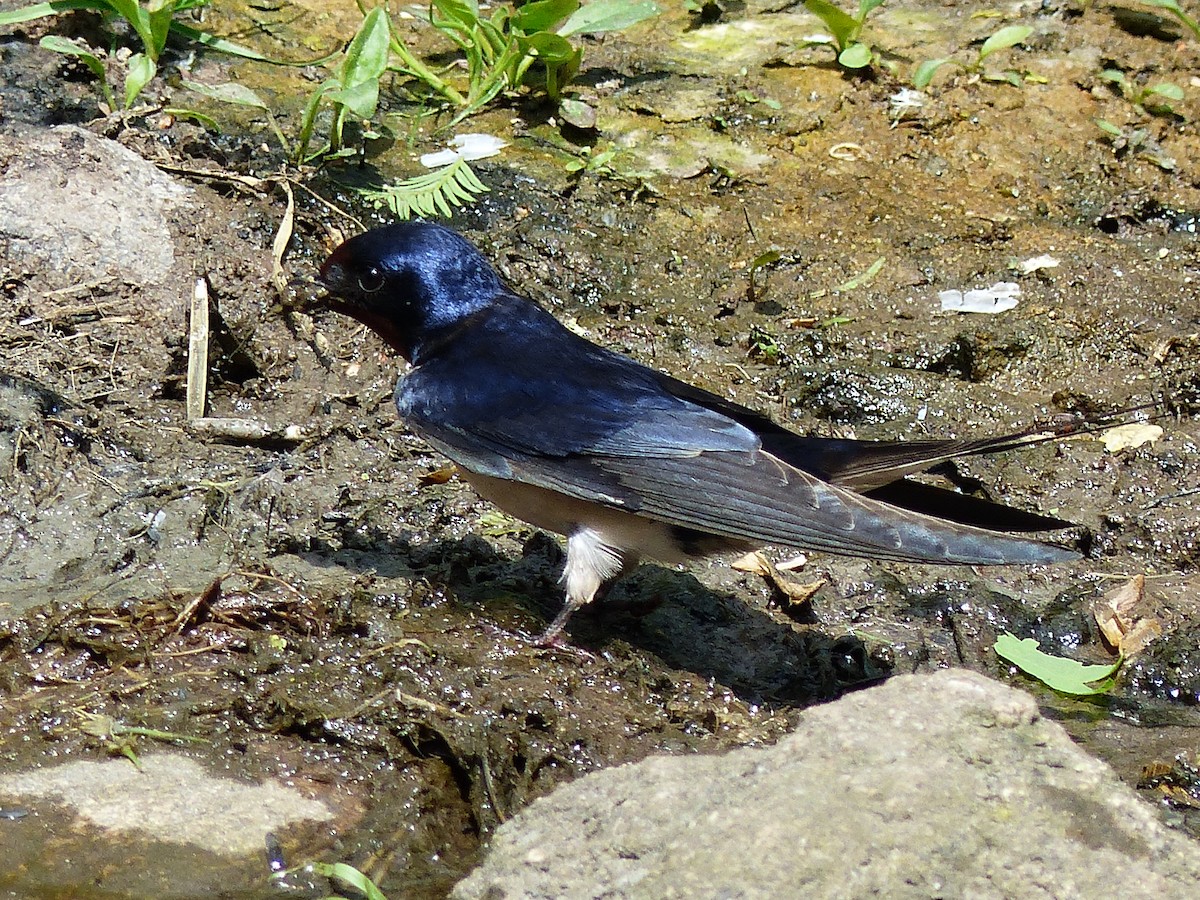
[1, 1, 1199, 896]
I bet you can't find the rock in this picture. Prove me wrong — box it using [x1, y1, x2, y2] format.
[0, 752, 338, 896]
[453, 670, 1200, 899]
[0, 752, 332, 856]
[0, 124, 191, 290]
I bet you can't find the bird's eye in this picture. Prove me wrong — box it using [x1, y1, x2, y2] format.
[357, 266, 385, 293]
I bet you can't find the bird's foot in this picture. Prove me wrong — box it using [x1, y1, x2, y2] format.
[530, 600, 596, 658]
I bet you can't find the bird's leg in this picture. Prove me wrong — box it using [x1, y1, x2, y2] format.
[533, 527, 637, 646]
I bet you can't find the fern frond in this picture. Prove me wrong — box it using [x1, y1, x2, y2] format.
[359, 158, 490, 220]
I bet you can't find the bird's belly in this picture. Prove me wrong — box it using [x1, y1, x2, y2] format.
[461, 471, 695, 564]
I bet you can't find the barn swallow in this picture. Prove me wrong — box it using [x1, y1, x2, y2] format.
[319, 222, 1082, 643]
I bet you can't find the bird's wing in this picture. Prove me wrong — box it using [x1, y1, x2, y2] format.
[654, 371, 1057, 487]
[582, 450, 1076, 564]
[412, 413, 1075, 565]
[398, 297, 1075, 564]
[651, 370, 1081, 531]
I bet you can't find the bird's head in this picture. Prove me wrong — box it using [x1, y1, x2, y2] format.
[318, 222, 503, 363]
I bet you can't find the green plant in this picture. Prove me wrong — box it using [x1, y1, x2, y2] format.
[274, 861, 388, 899]
[190, 1, 660, 160]
[803, 0, 885, 69]
[1140, 0, 1200, 40]
[184, 6, 390, 163]
[1097, 68, 1184, 116]
[912, 24, 1033, 90]
[297, 5, 391, 162]
[1095, 119, 1177, 170]
[360, 157, 491, 219]
[391, 0, 661, 122]
[748, 324, 783, 363]
[563, 143, 619, 175]
[0, 0, 273, 109]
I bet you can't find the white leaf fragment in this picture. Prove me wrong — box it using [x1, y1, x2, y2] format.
[1018, 254, 1060, 275]
[1099, 423, 1164, 453]
[888, 88, 926, 118]
[938, 282, 1021, 314]
[419, 133, 508, 168]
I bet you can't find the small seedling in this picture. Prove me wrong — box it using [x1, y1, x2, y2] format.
[748, 324, 783, 363]
[803, 0, 885, 69]
[746, 248, 782, 303]
[296, 5, 391, 161]
[912, 24, 1033, 90]
[390, 0, 661, 123]
[564, 144, 620, 175]
[1097, 68, 1185, 116]
[1095, 119, 1178, 170]
[735, 89, 783, 110]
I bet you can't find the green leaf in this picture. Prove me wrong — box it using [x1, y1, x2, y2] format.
[838, 42, 872, 68]
[912, 57, 951, 89]
[340, 7, 390, 90]
[1095, 118, 1123, 136]
[329, 79, 380, 119]
[182, 79, 269, 109]
[513, 0, 579, 33]
[124, 52, 156, 108]
[834, 255, 884, 292]
[749, 249, 782, 271]
[558, 0, 661, 36]
[107, 0, 158, 58]
[1148, 82, 1185, 101]
[433, 0, 482, 30]
[857, 0, 886, 18]
[308, 862, 389, 900]
[162, 106, 220, 130]
[803, 0, 860, 48]
[360, 158, 490, 220]
[0, 0, 105, 27]
[39, 33, 105, 79]
[39, 34, 114, 109]
[523, 31, 578, 64]
[1097, 68, 1127, 86]
[979, 25, 1032, 61]
[994, 633, 1122, 696]
[144, 1, 177, 59]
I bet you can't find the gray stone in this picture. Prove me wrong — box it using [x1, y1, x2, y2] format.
[0, 752, 332, 856]
[454, 670, 1200, 900]
[0, 124, 190, 289]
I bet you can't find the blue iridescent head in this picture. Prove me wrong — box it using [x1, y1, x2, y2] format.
[319, 222, 504, 363]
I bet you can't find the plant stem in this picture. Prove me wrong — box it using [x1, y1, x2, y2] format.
[388, 35, 466, 106]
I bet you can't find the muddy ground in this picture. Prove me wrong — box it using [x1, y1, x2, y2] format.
[2, 0, 1200, 896]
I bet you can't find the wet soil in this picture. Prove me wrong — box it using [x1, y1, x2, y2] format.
[2, 0, 1200, 896]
